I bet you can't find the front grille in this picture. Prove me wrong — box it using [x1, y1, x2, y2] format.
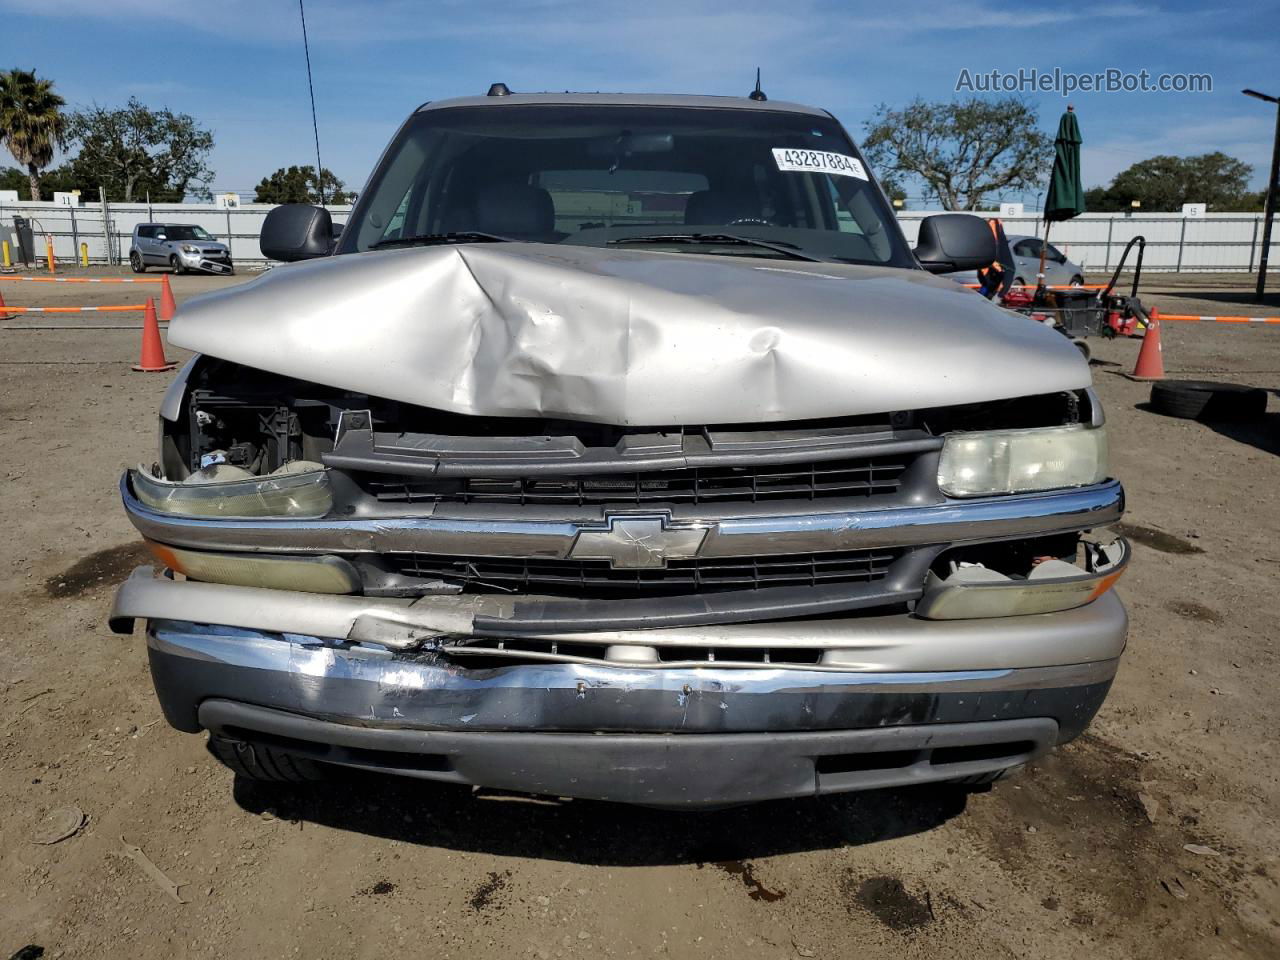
[389, 548, 899, 598]
[363, 456, 909, 507]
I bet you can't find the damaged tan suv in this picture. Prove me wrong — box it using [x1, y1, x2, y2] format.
[110, 88, 1127, 807]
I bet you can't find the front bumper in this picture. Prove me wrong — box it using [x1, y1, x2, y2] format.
[179, 252, 233, 274]
[133, 590, 1126, 807]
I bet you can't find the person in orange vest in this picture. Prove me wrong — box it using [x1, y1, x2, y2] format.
[975, 217, 1016, 300]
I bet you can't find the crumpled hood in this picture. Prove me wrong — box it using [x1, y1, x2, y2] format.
[169, 243, 1089, 426]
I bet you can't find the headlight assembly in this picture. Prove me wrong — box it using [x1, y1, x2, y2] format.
[181, 244, 199, 254]
[937, 424, 1108, 498]
[143, 542, 359, 593]
[131, 462, 333, 518]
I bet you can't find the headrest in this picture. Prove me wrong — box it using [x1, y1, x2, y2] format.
[474, 183, 555, 237]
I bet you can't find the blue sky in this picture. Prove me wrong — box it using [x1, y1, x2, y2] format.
[2, 0, 1277, 205]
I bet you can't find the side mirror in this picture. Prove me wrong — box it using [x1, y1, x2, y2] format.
[913, 214, 998, 273]
[260, 204, 334, 262]
[155, 233, 167, 241]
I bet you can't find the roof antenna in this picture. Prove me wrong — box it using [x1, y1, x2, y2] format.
[748, 68, 767, 102]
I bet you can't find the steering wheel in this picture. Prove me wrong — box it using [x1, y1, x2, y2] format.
[725, 216, 774, 227]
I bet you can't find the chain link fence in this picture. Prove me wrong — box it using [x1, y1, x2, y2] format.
[0, 197, 1272, 273]
[0, 199, 353, 267]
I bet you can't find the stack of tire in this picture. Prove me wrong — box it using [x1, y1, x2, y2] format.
[1149, 381, 1268, 421]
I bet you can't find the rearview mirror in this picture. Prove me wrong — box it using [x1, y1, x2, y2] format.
[260, 204, 334, 262]
[913, 214, 998, 274]
[587, 132, 675, 157]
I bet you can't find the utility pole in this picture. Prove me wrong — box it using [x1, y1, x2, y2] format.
[99, 186, 113, 265]
[1243, 88, 1280, 302]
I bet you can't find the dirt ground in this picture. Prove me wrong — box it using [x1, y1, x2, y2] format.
[2, 265, 1279, 959]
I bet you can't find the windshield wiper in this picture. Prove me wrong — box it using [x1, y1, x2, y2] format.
[608, 233, 829, 263]
[372, 231, 512, 249]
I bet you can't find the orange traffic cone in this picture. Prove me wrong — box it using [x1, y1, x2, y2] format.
[132, 298, 175, 372]
[1128, 307, 1165, 381]
[160, 274, 177, 321]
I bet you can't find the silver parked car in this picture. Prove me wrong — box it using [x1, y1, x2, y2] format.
[130, 223, 234, 275]
[1009, 234, 1084, 287]
[110, 89, 1127, 808]
[947, 232, 1085, 290]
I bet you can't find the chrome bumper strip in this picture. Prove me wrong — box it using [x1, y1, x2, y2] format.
[112, 567, 1127, 670]
[121, 473, 1124, 559]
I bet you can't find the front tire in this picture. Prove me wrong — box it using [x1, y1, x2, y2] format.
[1069, 275, 1084, 287]
[207, 735, 326, 782]
[129, 251, 146, 273]
[170, 255, 185, 275]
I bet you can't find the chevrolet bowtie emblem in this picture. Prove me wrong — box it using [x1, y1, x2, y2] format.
[568, 515, 709, 569]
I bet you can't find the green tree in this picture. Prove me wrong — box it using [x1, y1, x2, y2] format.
[1085, 153, 1255, 212]
[862, 97, 1052, 211]
[0, 163, 85, 199]
[0, 69, 68, 201]
[253, 165, 350, 205]
[64, 98, 214, 201]
[0, 165, 25, 195]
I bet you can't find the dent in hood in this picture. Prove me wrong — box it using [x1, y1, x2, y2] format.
[168, 243, 1089, 426]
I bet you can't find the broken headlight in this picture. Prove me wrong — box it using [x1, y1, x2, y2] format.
[915, 537, 1128, 619]
[132, 461, 333, 518]
[937, 424, 1108, 498]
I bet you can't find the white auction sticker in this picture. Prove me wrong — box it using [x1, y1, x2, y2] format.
[772, 147, 868, 180]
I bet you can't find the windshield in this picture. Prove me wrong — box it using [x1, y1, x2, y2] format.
[339, 104, 915, 267]
[164, 225, 213, 241]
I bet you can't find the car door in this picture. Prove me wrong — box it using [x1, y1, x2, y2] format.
[153, 227, 172, 264]
[1011, 238, 1040, 283]
[1045, 243, 1070, 285]
[145, 226, 166, 264]
[135, 226, 153, 263]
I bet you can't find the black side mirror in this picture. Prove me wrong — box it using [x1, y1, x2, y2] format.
[260, 204, 334, 261]
[913, 214, 998, 273]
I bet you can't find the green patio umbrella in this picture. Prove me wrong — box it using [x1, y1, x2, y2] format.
[1038, 106, 1085, 288]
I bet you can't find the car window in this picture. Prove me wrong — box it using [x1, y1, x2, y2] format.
[137, 226, 154, 239]
[164, 225, 213, 241]
[341, 104, 916, 268]
[1014, 239, 1040, 257]
[1047, 243, 1066, 262]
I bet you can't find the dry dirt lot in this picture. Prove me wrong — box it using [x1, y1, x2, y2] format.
[1, 266, 1279, 959]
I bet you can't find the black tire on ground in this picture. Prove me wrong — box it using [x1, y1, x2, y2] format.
[207, 735, 326, 782]
[170, 255, 184, 275]
[1149, 380, 1268, 422]
[1069, 275, 1084, 286]
[129, 251, 146, 273]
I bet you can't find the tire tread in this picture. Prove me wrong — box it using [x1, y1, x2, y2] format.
[207, 735, 325, 782]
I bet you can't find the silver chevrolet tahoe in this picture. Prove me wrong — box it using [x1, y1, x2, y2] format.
[109, 89, 1128, 808]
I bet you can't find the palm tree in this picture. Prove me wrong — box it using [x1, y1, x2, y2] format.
[0, 69, 67, 201]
